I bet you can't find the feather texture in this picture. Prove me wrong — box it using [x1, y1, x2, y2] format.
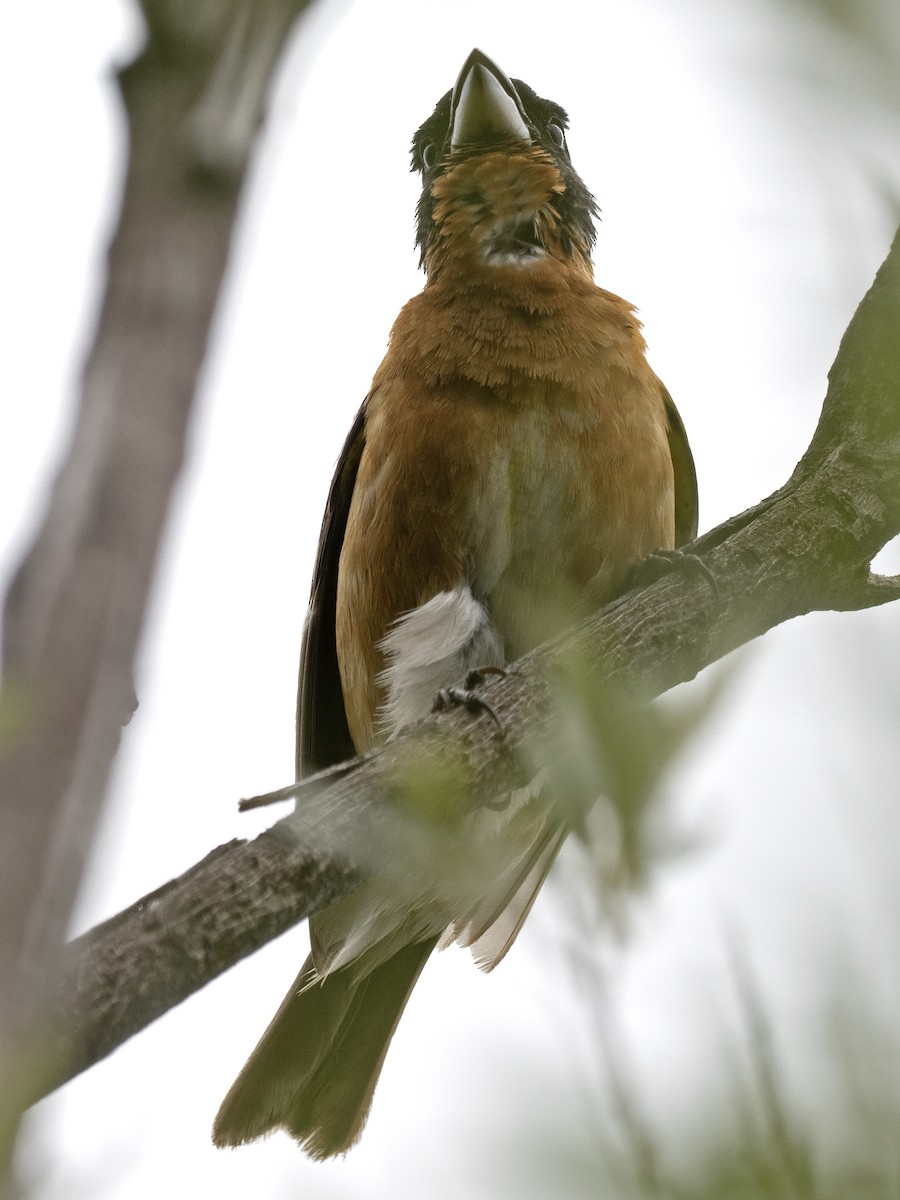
[213, 49, 698, 1158]
[377, 585, 504, 735]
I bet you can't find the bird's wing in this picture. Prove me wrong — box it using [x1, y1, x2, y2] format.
[295, 400, 367, 778]
[663, 387, 699, 546]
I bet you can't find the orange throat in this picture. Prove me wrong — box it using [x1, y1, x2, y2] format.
[425, 146, 594, 283]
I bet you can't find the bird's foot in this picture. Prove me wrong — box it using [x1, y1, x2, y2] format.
[432, 666, 508, 736]
[432, 668, 513, 810]
[628, 547, 719, 600]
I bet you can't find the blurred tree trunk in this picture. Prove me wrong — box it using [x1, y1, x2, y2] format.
[0, 0, 318, 1190]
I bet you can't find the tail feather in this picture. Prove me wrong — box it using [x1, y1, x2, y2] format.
[467, 824, 567, 970]
[213, 938, 436, 1158]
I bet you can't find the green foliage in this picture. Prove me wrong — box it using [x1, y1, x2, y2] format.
[487, 946, 900, 1200]
[542, 651, 731, 900]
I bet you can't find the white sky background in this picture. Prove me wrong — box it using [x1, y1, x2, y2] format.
[3, 0, 900, 1196]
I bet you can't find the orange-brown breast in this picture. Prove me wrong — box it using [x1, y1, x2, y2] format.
[336, 279, 673, 751]
[336, 150, 674, 751]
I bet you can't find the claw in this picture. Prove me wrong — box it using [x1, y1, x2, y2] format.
[463, 664, 508, 688]
[432, 666, 507, 735]
[629, 547, 719, 601]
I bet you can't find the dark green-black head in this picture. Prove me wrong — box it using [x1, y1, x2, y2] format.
[411, 49, 600, 270]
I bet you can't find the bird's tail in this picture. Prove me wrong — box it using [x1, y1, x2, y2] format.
[213, 937, 436, 1158]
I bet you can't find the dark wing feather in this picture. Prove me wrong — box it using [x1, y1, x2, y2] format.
[295, 401, 367, 778]
[663, 388, 699, 547]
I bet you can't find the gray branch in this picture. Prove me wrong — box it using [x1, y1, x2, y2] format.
[24, 226, 900, 1107]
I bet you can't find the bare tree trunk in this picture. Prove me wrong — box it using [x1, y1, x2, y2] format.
[0, 0, 319, 1187]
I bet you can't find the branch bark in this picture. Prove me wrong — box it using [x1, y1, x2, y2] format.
[26, 225, 900, 1106]
[0, 0, 318, 1178]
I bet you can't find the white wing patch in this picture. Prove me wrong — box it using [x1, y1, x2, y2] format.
[377, 585, 504, 736]
[309, 588, 563, 984]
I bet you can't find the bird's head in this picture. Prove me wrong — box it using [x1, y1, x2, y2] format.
[411, 50, 599, 280]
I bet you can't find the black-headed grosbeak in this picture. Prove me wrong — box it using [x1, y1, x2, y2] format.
[213, 48, 697, 1158]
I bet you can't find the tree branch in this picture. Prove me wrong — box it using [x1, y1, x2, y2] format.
[29, 226, 900, 1108]
[0, 0, 318, 1169]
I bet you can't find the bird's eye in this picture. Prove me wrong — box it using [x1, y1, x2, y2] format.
[422, 143, 437, 169]
[547, 122, 565, 148]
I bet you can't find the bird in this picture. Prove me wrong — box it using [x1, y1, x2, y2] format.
[212, 47, 698, 1159]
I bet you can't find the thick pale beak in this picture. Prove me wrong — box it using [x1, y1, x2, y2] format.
[449, 49, 531, 149]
